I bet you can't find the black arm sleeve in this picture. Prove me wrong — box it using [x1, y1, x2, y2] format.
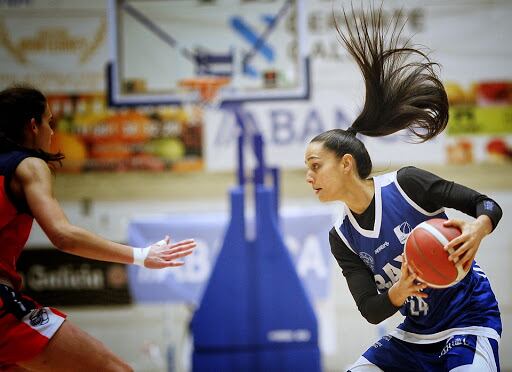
[329, 228, 401, 324]
[397, 166, 503, 230]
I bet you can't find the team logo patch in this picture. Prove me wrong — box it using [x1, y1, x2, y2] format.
[483, 200, 494, 211]
[29, 308, 50, 327]
[393, 221, 412, 244]
[359, 252, 375, 271]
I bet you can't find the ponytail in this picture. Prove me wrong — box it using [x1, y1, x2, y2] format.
[310, 5, 449, 179]
[336, 5, 449, 142]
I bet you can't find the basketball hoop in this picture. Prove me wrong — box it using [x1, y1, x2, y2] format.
[179, 76, 230, 104]
[178, 76, 230, 124]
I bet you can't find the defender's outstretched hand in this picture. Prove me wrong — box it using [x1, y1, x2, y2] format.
[134, 236, 196, 269]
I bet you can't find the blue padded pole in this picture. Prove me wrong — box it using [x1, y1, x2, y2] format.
[228, 104, 245, 187]
[237, 134, 245, 186]
[270, 167, 280, 221]
[252, 134, 265, 186]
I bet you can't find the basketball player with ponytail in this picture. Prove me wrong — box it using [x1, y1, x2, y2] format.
[0, 86, 196, 370]
[305, 6, 503, 371]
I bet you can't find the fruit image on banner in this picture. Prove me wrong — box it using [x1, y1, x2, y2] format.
[49, 132, 87, 173]
[445, 81, 512, 165]
[46, 94, 204, 172]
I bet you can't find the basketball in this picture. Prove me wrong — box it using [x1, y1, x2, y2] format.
[404, 218, 469, 288]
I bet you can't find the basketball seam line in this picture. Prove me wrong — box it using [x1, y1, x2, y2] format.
[419, 223, 469, 283]
[411, 226, 454, 285]
[418, 221, 467, 281]
[417, 222, 449, 246]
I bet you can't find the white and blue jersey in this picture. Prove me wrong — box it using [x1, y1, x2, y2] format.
[334, 171, 502, 345]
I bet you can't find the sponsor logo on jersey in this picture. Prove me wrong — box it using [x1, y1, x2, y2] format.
[29, 308, 50, 327]
[374, 241, 389, 255]
[393, 221, 412, 244]
[359, 252, 375, 271]
[440, 336, 470, 357]
[371, 335, 392, 349]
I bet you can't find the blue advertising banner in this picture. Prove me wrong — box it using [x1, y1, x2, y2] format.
[127, 207, 334, 304]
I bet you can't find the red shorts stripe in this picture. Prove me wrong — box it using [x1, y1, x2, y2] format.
[0, 296, 66, 367]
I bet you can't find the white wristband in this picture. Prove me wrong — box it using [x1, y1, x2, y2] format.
[133, 246, 150, 267]
[133, 240, 166, 267]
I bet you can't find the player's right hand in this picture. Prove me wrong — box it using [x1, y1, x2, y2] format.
[144, 236, 196, 269]
[388, 256, 428, 307]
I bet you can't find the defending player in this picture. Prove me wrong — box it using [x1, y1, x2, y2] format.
[0, 86, 196, 371]
[304, 6, 503, 371]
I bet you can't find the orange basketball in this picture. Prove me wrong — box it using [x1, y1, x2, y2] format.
[404, 218, 468, 288]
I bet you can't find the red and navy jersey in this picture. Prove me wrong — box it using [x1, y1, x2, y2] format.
[0, 151, 34, 291]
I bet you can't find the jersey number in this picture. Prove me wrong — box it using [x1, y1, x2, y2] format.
[409, 297, 429, 316]
[373, 254, 429, 316]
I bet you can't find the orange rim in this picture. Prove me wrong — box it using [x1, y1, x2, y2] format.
[178, 77, 230, 102]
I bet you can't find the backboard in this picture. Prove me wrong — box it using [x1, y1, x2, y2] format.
[107, 0, 309, 107]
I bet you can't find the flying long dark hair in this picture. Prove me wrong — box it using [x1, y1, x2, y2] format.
[0, 86, 64, 163]
[311, 5, 449, 179]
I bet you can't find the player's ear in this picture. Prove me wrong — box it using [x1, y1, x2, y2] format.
[29, 118, 38, 133]
[341, 153, 354, 173]
[23, 118, 38, 140]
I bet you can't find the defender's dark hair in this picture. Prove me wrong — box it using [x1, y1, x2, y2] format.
[0, 86, 64, 162]
[311, 5, 449, 179]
